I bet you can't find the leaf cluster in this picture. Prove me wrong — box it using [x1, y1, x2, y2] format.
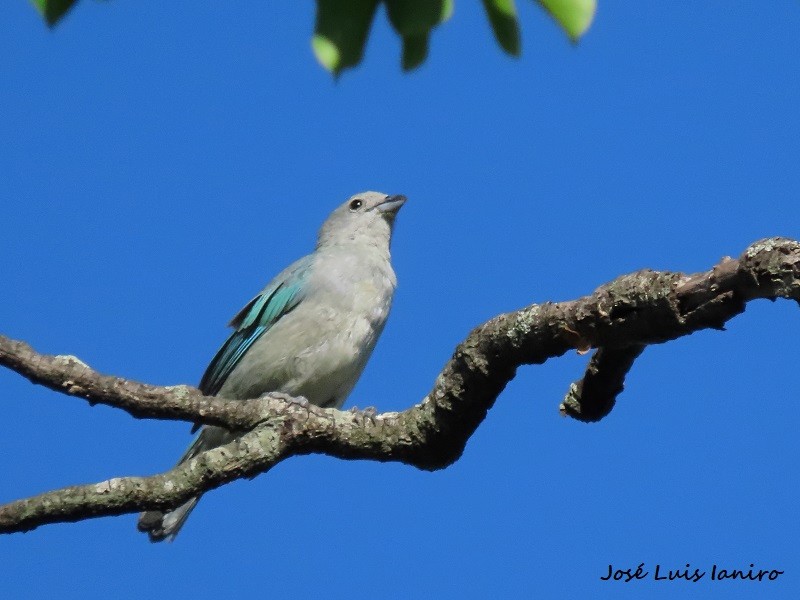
[31, 0, 596, 75]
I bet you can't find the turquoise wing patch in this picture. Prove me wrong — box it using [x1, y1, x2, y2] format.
[198, 259, 310, 397]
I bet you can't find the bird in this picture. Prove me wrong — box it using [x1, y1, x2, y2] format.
[137, 191, 406, 541]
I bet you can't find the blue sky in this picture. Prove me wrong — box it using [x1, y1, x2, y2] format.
[1, 2, 799, 598]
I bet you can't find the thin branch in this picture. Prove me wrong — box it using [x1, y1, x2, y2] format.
[0, 337, 266, 430]
[560, 344, 646, 422]
[1, 237, 798, 534]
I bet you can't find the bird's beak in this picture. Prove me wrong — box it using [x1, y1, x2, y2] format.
[375, 194, 407, 214]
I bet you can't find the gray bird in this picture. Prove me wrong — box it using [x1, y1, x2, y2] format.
[138, 191, 406, 541]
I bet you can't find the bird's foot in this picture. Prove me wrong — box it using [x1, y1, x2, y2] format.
[266, 392, 310, 408]
[349, 406, 379, 425]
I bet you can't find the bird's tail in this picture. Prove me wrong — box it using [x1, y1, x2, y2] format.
[137, 426, 234, 542]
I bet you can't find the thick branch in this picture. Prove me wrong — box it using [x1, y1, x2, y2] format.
[1, 237, 798, 534]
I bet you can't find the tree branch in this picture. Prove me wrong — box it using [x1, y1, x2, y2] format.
[560, 344, 646, 422]
[0, 337, 266, 430]
[1, 237, 798, 534]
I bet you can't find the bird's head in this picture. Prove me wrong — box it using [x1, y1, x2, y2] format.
[317, 191, 406, 251]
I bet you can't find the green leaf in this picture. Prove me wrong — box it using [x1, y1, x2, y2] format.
[385, 0, 452, 71]
[481, 0, 521, 56]
[312, 0, 380, 76]
[385, 0, 453, 36]
[536, 0, 596, 42]
[31, 0, 78, 27]
[401, 34, 429, 72]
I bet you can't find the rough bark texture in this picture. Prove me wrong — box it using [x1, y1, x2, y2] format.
[1, 237, 798, 534]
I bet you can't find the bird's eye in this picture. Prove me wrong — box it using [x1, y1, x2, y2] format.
[349, 199, 363, 211]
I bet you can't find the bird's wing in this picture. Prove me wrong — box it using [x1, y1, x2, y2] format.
[198, 256, 313, 397]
